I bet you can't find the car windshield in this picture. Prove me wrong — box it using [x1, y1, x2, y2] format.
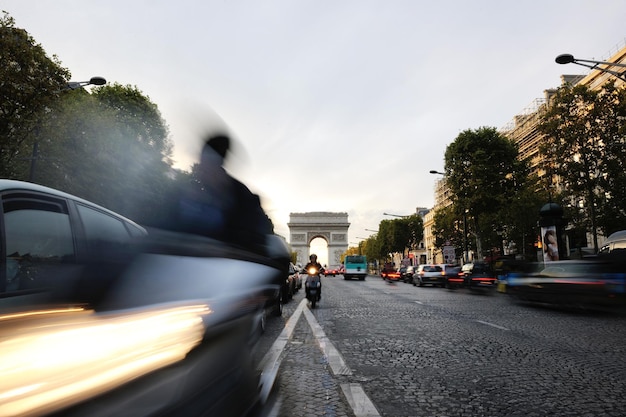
[423, 265, 442, 272]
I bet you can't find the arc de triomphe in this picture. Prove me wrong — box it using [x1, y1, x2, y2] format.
[288, 212, 350, 266]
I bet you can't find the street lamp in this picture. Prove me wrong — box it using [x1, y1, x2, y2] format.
[65, 76, 107, 90]
[383, 212, 409, 218]
[365, 229, 378, 233]
[430, 169, 469, 263]
[555, 54, 626, 82]
[29, 76, 107, 182]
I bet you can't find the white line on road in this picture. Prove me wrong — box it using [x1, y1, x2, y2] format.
[258, 299, 306, 403]
[414, 300, 423, 305]
[303, 307, 381, 417]
[476, 320, 510, 331]
[303, 307, 352, 376]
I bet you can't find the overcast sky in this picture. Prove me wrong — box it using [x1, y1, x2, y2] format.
[4, 1, 626, 258]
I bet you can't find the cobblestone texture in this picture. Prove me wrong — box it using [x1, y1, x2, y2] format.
[255, 276, 626, 417]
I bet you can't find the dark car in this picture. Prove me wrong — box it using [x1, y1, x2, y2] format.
[400, 265, 415, 284]
[507, 260, 626, 309]
[460, 262, 497, 290]
[0, 179, 285, 416]
[414, 264, 444, 287]
[441, 264, 463, 288]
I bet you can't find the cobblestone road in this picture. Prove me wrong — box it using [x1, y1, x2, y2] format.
[255, 275, 626, 417]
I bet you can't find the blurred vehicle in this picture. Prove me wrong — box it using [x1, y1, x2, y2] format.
[414, 264, 444, 287]
[441, 264, 463, 288]
[344, 255, 367, 280]
[599, 230, 626, 256]
[460, 262, 497, 290]
[324, 264, 341, 277]
[507, 260, 626, 309]
[286, 262, 301, 298]
[381, 263, 396, 279]
[0, 179, 286, 416]
[383, 268, 401, 282]
[402, 265, 417, 283]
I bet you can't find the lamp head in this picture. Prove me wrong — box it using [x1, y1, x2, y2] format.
[555, 54, 575, 65]
[89, 76, 107, 86]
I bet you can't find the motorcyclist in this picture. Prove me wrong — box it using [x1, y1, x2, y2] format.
[304, 254, 324, 301]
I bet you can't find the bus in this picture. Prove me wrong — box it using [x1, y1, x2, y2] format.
[343, 255, 367, 280]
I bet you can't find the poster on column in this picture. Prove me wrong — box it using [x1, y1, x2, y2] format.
[541, 225, 559, 262]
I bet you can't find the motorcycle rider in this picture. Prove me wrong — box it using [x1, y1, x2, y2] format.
[304, 254, 324, 301]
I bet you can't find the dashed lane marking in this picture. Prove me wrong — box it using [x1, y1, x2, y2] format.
[476, 320, 510, 331]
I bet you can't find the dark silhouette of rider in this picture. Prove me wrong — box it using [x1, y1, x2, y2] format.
[160, 133, 274, 254]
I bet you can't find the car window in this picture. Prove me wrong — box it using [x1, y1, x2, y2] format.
[424, 266, 442, 272]
[3, 194, 75, 293]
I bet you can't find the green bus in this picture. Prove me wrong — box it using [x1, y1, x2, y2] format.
[344, 255, 367, 280]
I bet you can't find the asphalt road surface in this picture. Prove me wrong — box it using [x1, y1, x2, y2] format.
[255, 274, 626, 417]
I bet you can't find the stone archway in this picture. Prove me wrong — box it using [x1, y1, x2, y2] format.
[288, 212, 350, 266]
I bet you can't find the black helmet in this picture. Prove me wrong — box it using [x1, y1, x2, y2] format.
[205, 134, 230, 159]
[310, 254, 317, 261]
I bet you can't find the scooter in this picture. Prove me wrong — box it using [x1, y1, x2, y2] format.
[304, 266, 322, 308]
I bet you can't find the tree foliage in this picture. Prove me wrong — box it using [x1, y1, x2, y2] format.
[442, 126, 535, 258]
[539, 82, 626, 241]
[0, 11, 70, 178]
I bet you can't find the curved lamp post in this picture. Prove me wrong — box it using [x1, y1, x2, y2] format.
[29, 76, 107, 182]
[555, 53, 626, 82]
[65, 76, 107, 90]
[383, 212, 409, 218]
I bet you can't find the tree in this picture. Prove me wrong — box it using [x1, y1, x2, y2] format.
[444, 126, 530, 258]
[0, 11, 70, 178]
[539, 82, 626, 246]
[35, 83, 174, 224]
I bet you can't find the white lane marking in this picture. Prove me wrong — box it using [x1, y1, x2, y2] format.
[302, 307, 352, 376]
[476, 320, 509, 331]
[340, 383, 381, 417]
[258, 299, 306, 403]
[414, 300, 423, 305]
[303, 307, 381, 417]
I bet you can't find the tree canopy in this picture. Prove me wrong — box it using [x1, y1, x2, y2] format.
[539, 82, 626, 244]
[0, 11, 70, 178]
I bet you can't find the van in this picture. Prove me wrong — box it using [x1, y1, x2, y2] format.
[599, 230, 626, 256]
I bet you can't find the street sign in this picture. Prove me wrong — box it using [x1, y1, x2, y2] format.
[442, 246, 455, 263]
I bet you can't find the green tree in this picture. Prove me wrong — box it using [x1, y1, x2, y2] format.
[444, 126, 529, 258]
[0, 11, 70, 178]
[539, 82, 626, 246]
[36, 83, 174, 224]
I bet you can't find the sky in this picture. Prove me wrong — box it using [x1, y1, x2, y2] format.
[4, 1, 626, 263]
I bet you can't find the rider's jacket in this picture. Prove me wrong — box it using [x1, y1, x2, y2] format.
[303, 261, 323, 286]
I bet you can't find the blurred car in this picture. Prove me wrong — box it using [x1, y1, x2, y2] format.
[383, 268, 401, 282]
[413, 264, 445, 287]
[324, 264, 341, 277]
[0, 179, 286, 416]
[286, 262, 301, 298]
[460, 262, 497, 290]
[440, 264, 463, 288]
[402, 265, 417, 283]
[507, 259, 626, 308]
[381, 263, 396, 279]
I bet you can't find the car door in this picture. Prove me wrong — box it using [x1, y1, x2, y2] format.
[1, 190, 79, 309]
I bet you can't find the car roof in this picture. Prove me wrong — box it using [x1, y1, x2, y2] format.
[0, 179, 145, 231]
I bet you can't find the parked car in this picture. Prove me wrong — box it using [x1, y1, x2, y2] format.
[414, 264, 445, 287]
[0, 179, 285, 416]
[402, 265, 417, 283]
[460, 261, 497, 290]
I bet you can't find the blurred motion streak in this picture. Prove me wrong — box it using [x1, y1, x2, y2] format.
[0, 304, 209, 416]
